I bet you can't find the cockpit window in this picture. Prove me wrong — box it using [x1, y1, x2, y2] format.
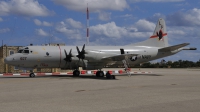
[17, 47, 29, 54]
[18, 50, 23, 53]
[23, 50, 29, 53]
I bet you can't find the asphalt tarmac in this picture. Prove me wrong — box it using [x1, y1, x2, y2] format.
[0, 68, 200, 112]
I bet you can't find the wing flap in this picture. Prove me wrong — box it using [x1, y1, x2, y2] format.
[158, 43, 189, 52]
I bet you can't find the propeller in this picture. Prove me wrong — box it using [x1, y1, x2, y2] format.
[76, 44, 86, 68]
[63, 49, 73, 69]
[76, 44, 85, 59]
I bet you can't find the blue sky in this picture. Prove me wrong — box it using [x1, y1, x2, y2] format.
[0, 0, 200, 62]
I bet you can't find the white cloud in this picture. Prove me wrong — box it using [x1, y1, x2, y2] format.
[52, 0, 129, 12]
[135, 19, 155, 32]
[34, 19, 42, 25]
[35, 29, 49, 36]
[147, 13, 166, 22]
[168, 30, 185, 36]
[98, 12, 111, 21]
[120, 14, 133, 18]
[0, 28, 10, 33]
[130, 0, 184, 2]
[0, 0, 53, 17]
[0, 17, 3, 21]
[66, 18, 83, 29]
[55, 20, 83, 39]
[90, 22, 125, 38]
[34, 19, 53, 26]
[167, 8, 200, 26]
[90, 21, 151, 39]
[43, 21, 53, 26]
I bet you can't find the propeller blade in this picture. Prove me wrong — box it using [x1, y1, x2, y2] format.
[64, 49, 73, 62]
[76, 46, 80, 54]
[69, 49, 72, 56]
[64, 49, 67, 56]
[76, 44, 86, 69]
[82, 44, 85, 52]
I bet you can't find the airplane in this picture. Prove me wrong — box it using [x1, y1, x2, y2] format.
[4, 18, 196, 79]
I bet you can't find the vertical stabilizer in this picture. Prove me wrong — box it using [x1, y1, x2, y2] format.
[131, 18, 168, 47]
[150, 18, 168, 47]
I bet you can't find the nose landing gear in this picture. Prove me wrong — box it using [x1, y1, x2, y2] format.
[29, 73, 35, 77]
[73, 70, 80, 77]
[96, 71, 104, 77]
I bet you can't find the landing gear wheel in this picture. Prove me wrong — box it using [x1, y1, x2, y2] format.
[106, 72, 111, 79]
[73, 70, 80, 77]
[96, 71, 104, 77]
[106, 72, 115, 79]
[111, 75, 116, 79]
[29, 73, 35, 78]
[96, 71, 100, 77]
[99, 71, 104, 77]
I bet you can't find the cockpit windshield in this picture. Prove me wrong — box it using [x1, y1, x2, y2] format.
[18, 49, 23, 53]
[17, 47, 29, 54]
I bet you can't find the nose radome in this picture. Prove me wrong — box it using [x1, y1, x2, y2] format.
[4, 57, 9, 64]
[4, 57, 12, 64]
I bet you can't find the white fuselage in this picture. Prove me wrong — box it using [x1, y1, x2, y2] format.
[4, 45, 181, 70]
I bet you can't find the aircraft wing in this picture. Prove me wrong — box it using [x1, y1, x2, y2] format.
[158, 43, 189, 52]
[102, 54, 138, 61]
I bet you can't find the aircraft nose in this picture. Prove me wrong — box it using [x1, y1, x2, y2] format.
[4, 56, 12, 64]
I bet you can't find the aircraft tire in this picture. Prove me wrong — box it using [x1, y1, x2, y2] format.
[106, 72, 111, 79]
[29, 73, 35, 78]
[112, 75, 116, 79]
[96, 71, 100, 77]
[99, 71, 104, 77]
[73, 70, 80, 77]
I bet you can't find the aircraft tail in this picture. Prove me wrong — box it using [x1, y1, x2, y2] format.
[131, 18, 169, 47]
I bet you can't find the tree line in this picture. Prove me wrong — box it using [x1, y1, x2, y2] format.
[136, 60, 200, 68]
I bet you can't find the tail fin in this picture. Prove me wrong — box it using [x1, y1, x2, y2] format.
[131, 18, 168, 47]
[150, 18, 168, 47]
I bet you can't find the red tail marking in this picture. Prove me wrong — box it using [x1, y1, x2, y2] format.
[150, 33, 167, 38]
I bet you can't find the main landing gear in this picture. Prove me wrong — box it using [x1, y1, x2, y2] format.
[29, 73, 35, 77]
[106, 71, 115, 79]
[96, 70, 115, 79]
[72, 69, 115, 79]
[73, 70, 80, 77]
[96, 71, 104, 77]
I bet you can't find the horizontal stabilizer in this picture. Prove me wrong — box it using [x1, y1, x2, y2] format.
[102, 54, 138, 61]
[183, 47, 197, 50]
[158, 43, 189, 52]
